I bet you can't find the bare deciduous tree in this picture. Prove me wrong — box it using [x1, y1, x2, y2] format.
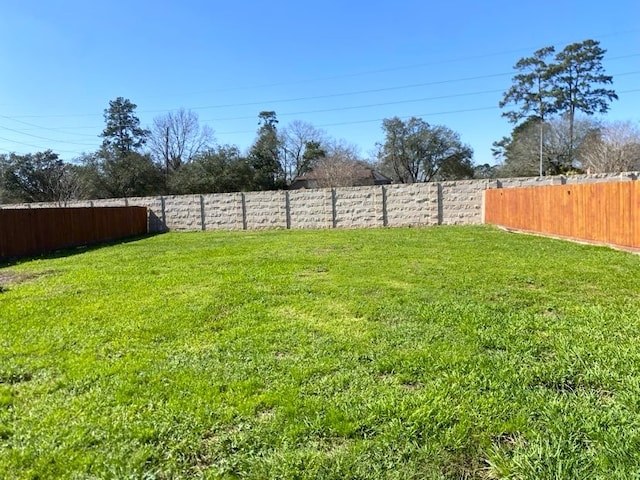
[582, 121, 640, 173]
[150, 109, 214, 172]
[312, 140, 365, 188]
[280, 120, 327, 183]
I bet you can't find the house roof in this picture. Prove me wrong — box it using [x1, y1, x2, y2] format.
[294, 167, 391, 182]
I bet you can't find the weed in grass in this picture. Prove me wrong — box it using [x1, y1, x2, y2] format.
[0, 372, 32, 385]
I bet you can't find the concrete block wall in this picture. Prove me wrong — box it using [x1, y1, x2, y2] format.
[2, 172, 637, 233]
[562, 171, 638, 184]
[244, 191, 287, 229]
[288, 189, 333, 229]
[162, 195, 203, 231]
[440, 179, 490, 225]
[202, 193, 243, 230]
[494, 176, 561, 188]
[384, 183, 439, 227]
[334, 186, 383, 229]
[493, 171, 638, 188]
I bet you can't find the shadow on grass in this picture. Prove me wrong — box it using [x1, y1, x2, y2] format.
[0, 232, 165, 269]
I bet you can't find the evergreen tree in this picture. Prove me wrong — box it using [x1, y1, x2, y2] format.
[100, 97, 150, 157]
[248, 111, 285, 190]
[499, 39, 617, 172]
[553, 40, 617, 158]
[89, 97, 163, 197]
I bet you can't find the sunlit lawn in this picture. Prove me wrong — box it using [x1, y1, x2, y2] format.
[1, 226, 639, 479]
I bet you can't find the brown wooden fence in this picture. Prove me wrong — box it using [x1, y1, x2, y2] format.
[484, 181, 640, 249]
[0, 207, 148, 260]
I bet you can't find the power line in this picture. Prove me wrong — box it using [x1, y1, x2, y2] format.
[215, 88, 640, 135]
[0, 135, 88, 155]
[188, 76, 511, 113]
[0, 122, 98, 146]
[3, 87, 640, 154]
[5, 65, 640, 128]
[2, 72, 639, 153]
[188, 68, 640, 115]
[116, 29, 640, 101]
[4, 82, 639, 155]
[216, 106, 502, 135]
[0, 86, 503, 148]
[4, 69, 639, 135]
[7, 71, 517, 119]
[199, 88, 506, 123]
[0, 114, 100, 138]
[309, 88, 640, 128]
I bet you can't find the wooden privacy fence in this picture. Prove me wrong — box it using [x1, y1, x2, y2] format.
[484, 181, 640, 249]
[0, 206, 148, 260]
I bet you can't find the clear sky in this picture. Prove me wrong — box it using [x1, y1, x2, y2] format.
[1, 0, 638, 166]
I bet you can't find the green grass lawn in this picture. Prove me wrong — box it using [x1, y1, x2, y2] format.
[1, 226, 640, 479]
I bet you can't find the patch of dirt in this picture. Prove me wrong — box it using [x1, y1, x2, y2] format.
[0, 270, 50, 289]
[441, 450, 490, 479]
[257, 408, 275, 422]
[401, 381, 423, 391]
[296, 266, 329, 278]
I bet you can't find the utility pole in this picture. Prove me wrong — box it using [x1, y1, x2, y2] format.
[539, 120, 543, 176]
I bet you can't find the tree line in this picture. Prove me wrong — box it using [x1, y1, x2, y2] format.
[0, 99, 476, 203]
[1, 39, 638, 204]
[495, 39, 639, 176]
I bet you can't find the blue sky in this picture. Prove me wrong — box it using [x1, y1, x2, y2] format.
[1, 0, 638, 166]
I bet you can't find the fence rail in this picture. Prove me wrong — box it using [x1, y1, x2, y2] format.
[0, 207, 148, 260]
[484, 182, 640, 249]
